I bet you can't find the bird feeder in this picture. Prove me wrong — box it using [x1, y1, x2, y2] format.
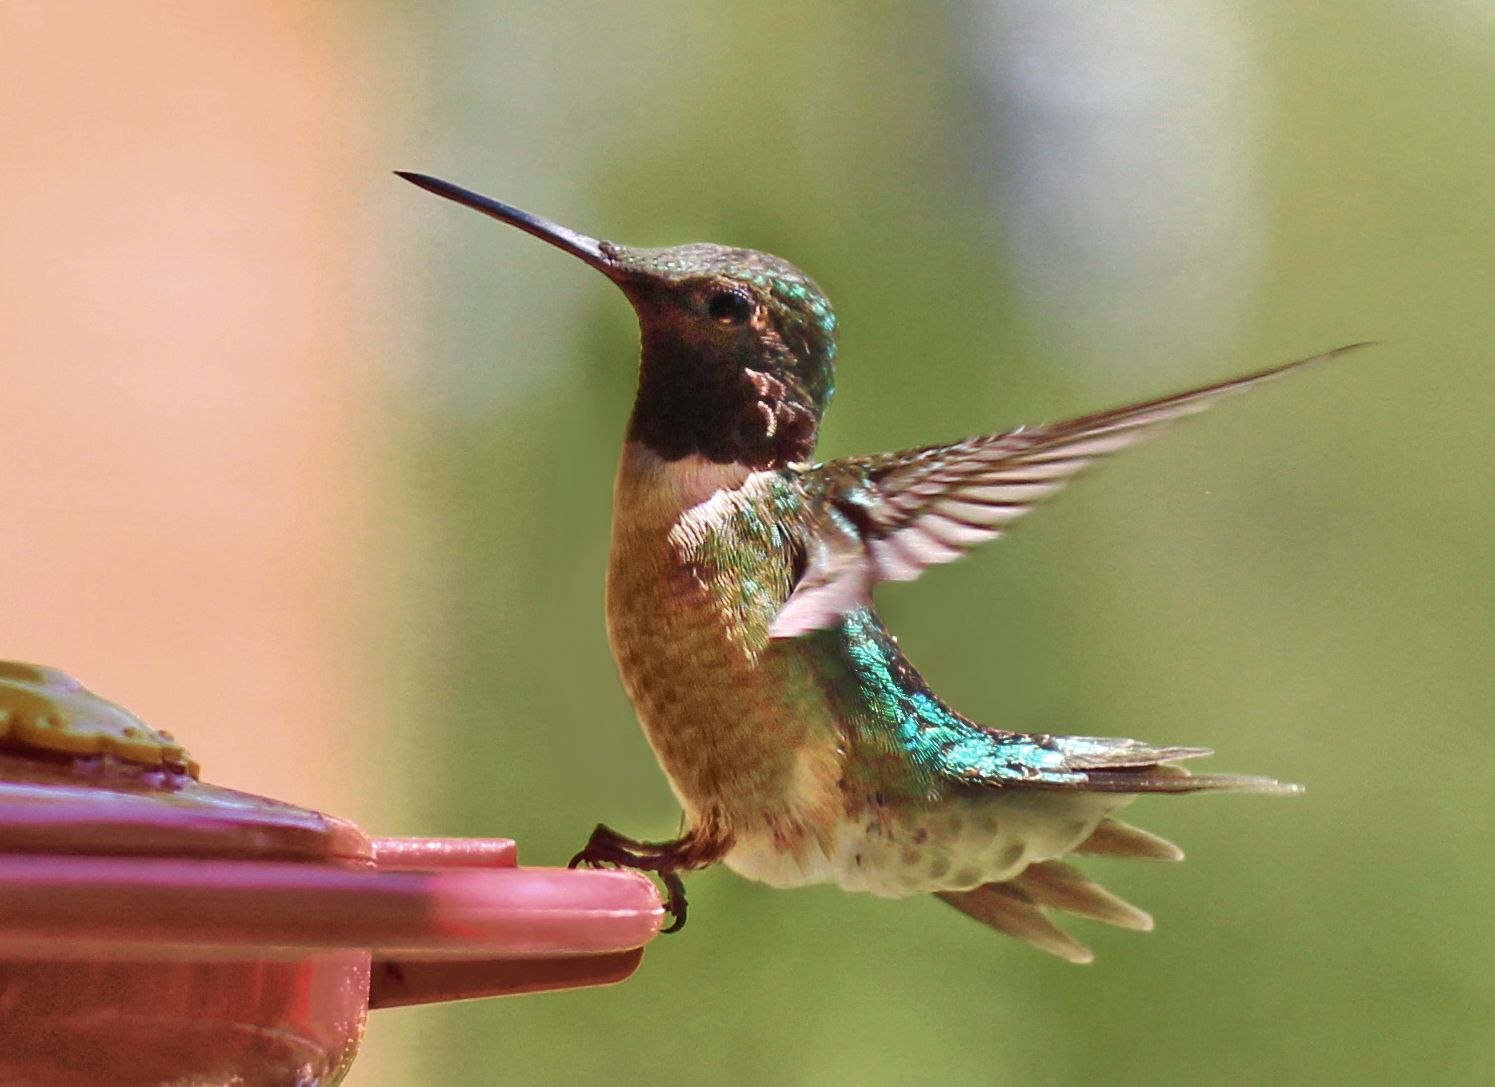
[0, 661, 664, 1085]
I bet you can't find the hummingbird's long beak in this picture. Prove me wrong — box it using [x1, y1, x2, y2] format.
[396, 171, 623, 279]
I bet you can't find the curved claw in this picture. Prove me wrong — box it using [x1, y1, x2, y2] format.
[658, 870, 688, 934]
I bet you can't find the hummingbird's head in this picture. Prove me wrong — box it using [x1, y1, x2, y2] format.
[608, 242, 836, 469]
[399, 173, 837, 470]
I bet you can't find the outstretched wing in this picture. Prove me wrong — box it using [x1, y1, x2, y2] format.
[772, 345, 1366, 638]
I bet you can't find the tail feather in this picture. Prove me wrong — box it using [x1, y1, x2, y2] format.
[1010, 860, 1154, 931]
[1073, 818, 1185, 861]
[1045, 736, 1301, 795]
[936, 883, 1095, 964]
[1074, 769, 1303, 795]
[938, 861, 1156, 963]
[1053, 736, 1214, 769]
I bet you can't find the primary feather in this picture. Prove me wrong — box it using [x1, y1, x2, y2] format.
[772, 343, 1369, 637]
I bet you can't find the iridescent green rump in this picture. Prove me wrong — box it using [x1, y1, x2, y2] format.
[810, 610, 1088, 803]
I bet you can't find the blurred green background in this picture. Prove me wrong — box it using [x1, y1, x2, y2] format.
[7, 2, 1495, 1085]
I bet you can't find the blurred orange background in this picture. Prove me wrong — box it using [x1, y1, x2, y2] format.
[1, 5, 375, 812]
[0, 7, 421, 1080]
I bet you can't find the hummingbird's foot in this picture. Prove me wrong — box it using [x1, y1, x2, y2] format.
[568, 822, 718, 934]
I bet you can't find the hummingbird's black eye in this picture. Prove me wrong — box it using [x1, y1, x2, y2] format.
[707, 287, 755, 325]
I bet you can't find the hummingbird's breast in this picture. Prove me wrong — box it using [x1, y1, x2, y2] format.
[606, 442, 846, 878]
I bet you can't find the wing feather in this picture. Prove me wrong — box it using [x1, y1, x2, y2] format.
[771, 345, 1367, 638]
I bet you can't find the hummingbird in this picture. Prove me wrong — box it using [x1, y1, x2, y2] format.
[400, 170, 1359, 962]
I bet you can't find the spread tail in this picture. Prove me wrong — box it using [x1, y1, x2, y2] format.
[938, 818, 1186, 963]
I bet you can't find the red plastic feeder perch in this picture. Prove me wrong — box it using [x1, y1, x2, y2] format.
[0, 662, 664, 1085]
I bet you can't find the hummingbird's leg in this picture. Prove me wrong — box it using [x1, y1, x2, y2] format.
[567, 822, 704, 867]
[567, 822, 731, 934]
